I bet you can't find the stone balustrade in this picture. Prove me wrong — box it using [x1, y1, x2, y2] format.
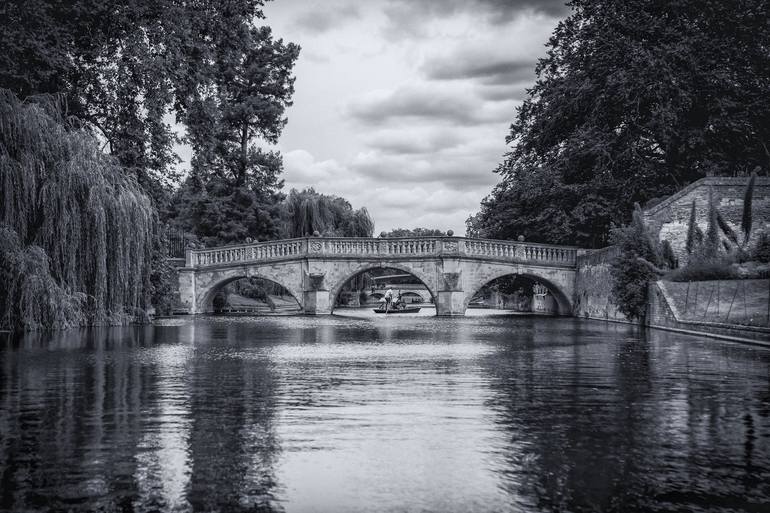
[189, 239, 305, 267]
[185, 237, 577, 269]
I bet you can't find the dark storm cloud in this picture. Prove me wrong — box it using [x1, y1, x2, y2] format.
[384, 0, 569, 34]
[423, 55, 536, 85]
[477, 82, 532, 102]
[352, 152, 502, 188]
[369, 130, 465, 155]
[348, 86, 511, 126]
[293, 4, 360, 34]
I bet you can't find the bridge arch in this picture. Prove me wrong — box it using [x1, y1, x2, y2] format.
[464, 268, 573, 315]
[195, 266, 304, 314]
[328, 262, 439, 313]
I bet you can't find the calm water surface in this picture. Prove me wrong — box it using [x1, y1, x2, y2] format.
[1, 313, 769, 512]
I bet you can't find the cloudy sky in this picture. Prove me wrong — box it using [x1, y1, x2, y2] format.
[260, 0, 571, 235]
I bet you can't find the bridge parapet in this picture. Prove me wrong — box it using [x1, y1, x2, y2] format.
[187, 238, 305, 267]
[464, 239, 576, 266]
[185, 237, 577, 269]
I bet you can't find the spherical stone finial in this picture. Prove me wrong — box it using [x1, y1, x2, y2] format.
[447, 229, 454, 237]
[380, 231, 388, 238]
[517, 235, 525, 241]
[313, 230, 321, 237]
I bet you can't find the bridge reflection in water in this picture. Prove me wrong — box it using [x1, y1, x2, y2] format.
[176, 236, 578, 316]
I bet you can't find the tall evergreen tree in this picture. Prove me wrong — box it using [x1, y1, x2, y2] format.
[705, 190, 720, 259]
[470, 0, 770, 247]
[685, 201, 698, 255]
[742, 170, 757, 243]
[172, 26, 300, 244]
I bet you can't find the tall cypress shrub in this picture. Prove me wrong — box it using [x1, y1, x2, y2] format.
[742, 171, 757, 243]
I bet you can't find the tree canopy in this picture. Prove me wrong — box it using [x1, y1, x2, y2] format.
[469, 0, 770, 247]
[0, 90, 156, 330]
[383, 228, 447, 237]
[170, 23, 299, 245]
[0, 0, 293, 207]
[281, 188, 375, 239]
[0, 0, 304, 326]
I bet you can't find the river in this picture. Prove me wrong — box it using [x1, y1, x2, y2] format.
[1, 313, 769, 512]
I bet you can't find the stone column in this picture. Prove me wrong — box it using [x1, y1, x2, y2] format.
[436, 290, 465, 316]
[303, 272, 332, 315]
[177, 269, 197, 314]
[303, 290, 332, 315]
[435, 257, 465, 316]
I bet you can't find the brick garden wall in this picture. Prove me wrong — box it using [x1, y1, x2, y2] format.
[642, 176, 770, 266]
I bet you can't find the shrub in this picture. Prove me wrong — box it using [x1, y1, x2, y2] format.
[753, 232, 770, 263]
[742, 171, 757, 242]
[609, 207, 666, 321]
[0, 225, 86, 331]
[665, 256, 739, 281]
[661, 240, 678, 269]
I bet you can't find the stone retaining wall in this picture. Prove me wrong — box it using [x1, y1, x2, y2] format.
[574, 246, 628, 322]
[648, 281, 770, 344]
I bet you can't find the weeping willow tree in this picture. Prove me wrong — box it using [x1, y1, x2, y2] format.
[281, 188, 374, 238]
[0, 90, 156, 330]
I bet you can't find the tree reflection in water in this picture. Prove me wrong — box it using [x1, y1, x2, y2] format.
[1, 317, 769, 512]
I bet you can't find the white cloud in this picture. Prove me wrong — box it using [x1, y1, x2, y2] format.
[257, 0, 566, 234]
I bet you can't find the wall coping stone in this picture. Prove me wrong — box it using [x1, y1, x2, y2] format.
[643, 176, 770, 217]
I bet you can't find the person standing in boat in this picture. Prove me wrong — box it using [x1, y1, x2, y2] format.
[384, 287, 393, 312]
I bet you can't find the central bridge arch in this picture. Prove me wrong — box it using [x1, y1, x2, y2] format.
[328, 261, 440, 310]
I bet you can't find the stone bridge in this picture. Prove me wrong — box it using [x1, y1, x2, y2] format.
[177, 236, 579, 316]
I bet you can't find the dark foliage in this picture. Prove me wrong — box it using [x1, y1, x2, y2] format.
[753, 233, 770, 264]
[469, 0, 770, 247]
[704, 191, 721, 259]
[384, 228, 447, 237]
[716, 211, 738, 245]
[742, 171, 757, 242]
[610, 208, 666, 321]
[661, 240, 678, 269]
[685, 201, 699, 254]
[170, 174, 282, 246]
[281, 188, 374, 239]
[1, 1, 262, 203]
[666, 256, 739, 282]
[0, 92, 155, 329]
